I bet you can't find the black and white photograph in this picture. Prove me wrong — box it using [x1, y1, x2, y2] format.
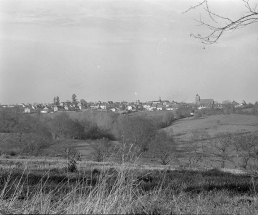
[0, 0, 258, 213]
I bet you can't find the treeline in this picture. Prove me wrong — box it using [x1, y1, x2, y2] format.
[195, 102, 258, 118]
[0, 107, 52, 156]
[0, 108, 176, 157]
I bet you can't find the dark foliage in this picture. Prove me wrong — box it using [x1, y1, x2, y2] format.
[118, 115, 157, 152]
[68, 159, 77, 172]
[0, 107, 22, 133]
[0, 112, 53, 156]
[1, 168, 256, 202]
[175, 105, 192, 119]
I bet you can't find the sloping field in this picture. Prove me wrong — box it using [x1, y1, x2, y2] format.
[39, 114, 258, 168]
[167, 114, 258, 143]
[163, 114, 258, 168]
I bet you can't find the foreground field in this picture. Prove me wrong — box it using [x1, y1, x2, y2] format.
[1, 113, 257, 213]
[0, 159, 257, 214]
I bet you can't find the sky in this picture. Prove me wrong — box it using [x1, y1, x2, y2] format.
[0, 0, 257, 104]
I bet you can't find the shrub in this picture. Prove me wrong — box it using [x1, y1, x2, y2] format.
[68, 159, 77, 172]
[9, 151, 17, 156]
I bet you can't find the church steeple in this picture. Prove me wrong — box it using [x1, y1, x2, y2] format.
[195, 94, 200, 103]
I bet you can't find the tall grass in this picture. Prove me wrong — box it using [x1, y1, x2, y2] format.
[0, 166, 258, 214]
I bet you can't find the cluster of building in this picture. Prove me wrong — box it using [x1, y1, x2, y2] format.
[0, 94, 247, 114]
[194, 94, 246, 109]
[0, 97, 182, 114]
[0, 102, 81, 114]
[90, 99, 180, 112]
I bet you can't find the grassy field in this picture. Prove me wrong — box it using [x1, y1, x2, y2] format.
[35, 114, 258, 169]
[1, 113, 258, 213]
[162, 114, 258, 169]
[0, 160, 257, 214]
[167, 114, 258, 142]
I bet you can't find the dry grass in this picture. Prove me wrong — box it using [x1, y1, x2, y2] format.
[0, 158, 175, 173]
[0, 164, 258, 214]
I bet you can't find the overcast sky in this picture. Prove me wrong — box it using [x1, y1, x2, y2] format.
[0, 0, 257, 104]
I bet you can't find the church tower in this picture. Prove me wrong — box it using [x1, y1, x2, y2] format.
[195, 94, 200, 103]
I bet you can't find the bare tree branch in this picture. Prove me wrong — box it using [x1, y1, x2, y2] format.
[185, 0, 258, 44]
[183, 0, 206, 14]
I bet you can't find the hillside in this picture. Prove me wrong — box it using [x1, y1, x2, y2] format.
[167, 114, 258, 143]
[42, 114, 258, 164]
[162, 114, 258, 168]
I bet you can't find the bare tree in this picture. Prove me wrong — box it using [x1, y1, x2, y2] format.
[231, 132, 246, 169]
[208, 132, 234, 168]
[50, 139, 78, 159]
[114, 140, 142, 164]
[148, 130, 178, 165]
[186, 129, 211, 168]
[184, 0, 258, 44]
[89, 138, 115, 162]
[232, 132, 258, 170]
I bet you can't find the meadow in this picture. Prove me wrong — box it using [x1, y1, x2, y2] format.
[0, 158, 258, 214]
[1, 112, 258, 213]
[169, 114, 258, 142]
[38, 113, 258, 168]
[163, 114, 258, 169]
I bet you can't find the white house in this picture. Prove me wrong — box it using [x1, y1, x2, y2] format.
[166, 107, 173, 111]
[41, 107, 49, 113]
[157, 104, 166, 111]
[127, 105, 133, 111]
[90, 104, 99, 109]
[24, 107, 31, 113]
[100, 103, 107, 109]
[110, 108, 116, 112]
[149, 104, 157, 111]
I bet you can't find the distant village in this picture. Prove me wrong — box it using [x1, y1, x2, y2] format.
[0, 94, 248, 114]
